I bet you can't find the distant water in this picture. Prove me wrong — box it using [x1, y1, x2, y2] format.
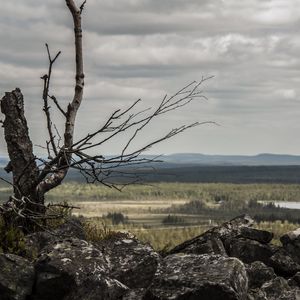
[260, 201, 300, 210]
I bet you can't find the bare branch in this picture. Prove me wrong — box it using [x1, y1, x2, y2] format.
[80, 0, 87, 14]
[42, 43, 61, 157]
[48, 95, 67, 117]
[37, 0, 85, 194]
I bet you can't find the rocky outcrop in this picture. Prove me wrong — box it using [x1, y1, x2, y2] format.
[95, 232, 160, 289]
[145, 254, 248, 300]
[0, 253, 35, 300]
[168, 214, 254, 256]
[246, 261, 276, 289]
[33, 238, 114, 300]
[281, 228, 300, 265]
[1, 215, 300, 300]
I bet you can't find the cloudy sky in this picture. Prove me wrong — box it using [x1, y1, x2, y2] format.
[1, 0, 300, 157]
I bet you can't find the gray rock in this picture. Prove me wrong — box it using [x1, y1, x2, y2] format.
[281, 228, 300, 246]
[0, 253, 35, 300]
[25, 218, 86, 259]
[169, 235, 227, 256]
[168, 214, 254, 256]
[247, 288, 267, 300]
[288, 272, 300, 289]
[240, 227, 273, 244]
[33, 238, 113, 300]
[246, 261, 276, 289]
[96, 232, 161, 289]
[269, 250, 300, 277]
[226, 238, 277, 265]
[64, 275, 128, 300]
[281, 228, 300, 265]
[145, 254, 248, 300]
[122, 288, 146, 300]
[261, 277, 300, 300]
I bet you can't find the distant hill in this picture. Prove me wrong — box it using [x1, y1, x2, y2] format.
[158, 153, 300, 166]
[1, 153, 300, 167]
[2, 153, 300, 185]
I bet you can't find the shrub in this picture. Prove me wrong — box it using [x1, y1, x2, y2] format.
[0, 216, 26, 255]
[103, 212, 129, 225]
[83, 221, 117, 242]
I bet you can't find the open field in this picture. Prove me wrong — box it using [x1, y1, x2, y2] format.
[1, 181, 300, 250]
[47, 182, 300, 203]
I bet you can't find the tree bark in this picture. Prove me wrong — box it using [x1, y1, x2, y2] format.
[1, 88, 39, 199]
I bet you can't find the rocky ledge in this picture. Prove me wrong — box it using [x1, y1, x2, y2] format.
[1, 215, 300, 300]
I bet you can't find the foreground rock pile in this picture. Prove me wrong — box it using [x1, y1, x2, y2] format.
[0, 216, 300, 299]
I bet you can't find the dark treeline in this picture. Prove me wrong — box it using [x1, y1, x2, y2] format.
[69, 165, 300, 184]
[2, 165, 300, 186]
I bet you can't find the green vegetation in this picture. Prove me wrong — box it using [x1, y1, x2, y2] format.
[2, 182, 300, 204]
[162, 214, 187, 226]
[83, 221, 117, 243]
[103, 212, 129, 225]
[45, 182, 300, 203]
[0, 216, 26, 255]
[1, 181, 300, 251]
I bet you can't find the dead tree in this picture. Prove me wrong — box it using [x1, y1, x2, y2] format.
[0, 0, 212, 231]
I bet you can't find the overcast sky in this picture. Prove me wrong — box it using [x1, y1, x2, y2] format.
[1, 0, 300, 157]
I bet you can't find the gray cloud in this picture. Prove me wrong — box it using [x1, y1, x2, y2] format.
[1, 0, 300, 156]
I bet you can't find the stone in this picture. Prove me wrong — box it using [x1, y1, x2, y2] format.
[240, 227, 273, 244]
[269, 250, 300, 277]
[95, 232, 161, 289]
[64, 275, 128, 300]
[288, 272, 300, 289]
[0, 253, 35, 300]
[25, 218, 86, 259]
[247, 289, 267, 300]
[33, 238, 112, 300]
[168, 235, 227, 256]
[261, 277, 300, 300]
[122, 288, 146, 300]
[168, 214, 254, 256]
[281, 228, 300, 246]
[226, 238, 277, 265]
[280, 228, 300, 265]
[245, 261, 276, 289]
[144, 254, 248, 300]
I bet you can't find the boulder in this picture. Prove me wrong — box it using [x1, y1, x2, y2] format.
[280, 228, 300, 245]
[240, 227, 273, 244]
[168, 235, 226, 256]
[261, 277, 300, 300]
[145, 254, 248, 300]
[122, 289, 146, 300]
[0, 253, 35, 300]
[95, 232, 161, 289]
[247, 288, 268, 300]
[225, 238, 277, 265]
[25, 218, 86, 260]
[168, 214, 254, 256]
[245, 261, 276, 289]
[64, 275, 128, 300]
[33, 238, 117, 300]
[280, 228, 300, 265]
[288, 272, 300, 289]
[269, 250, 300, 277]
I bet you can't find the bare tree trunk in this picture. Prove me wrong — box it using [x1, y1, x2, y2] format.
[1, 88, 39, 198]
[0, 88, 43, 229]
